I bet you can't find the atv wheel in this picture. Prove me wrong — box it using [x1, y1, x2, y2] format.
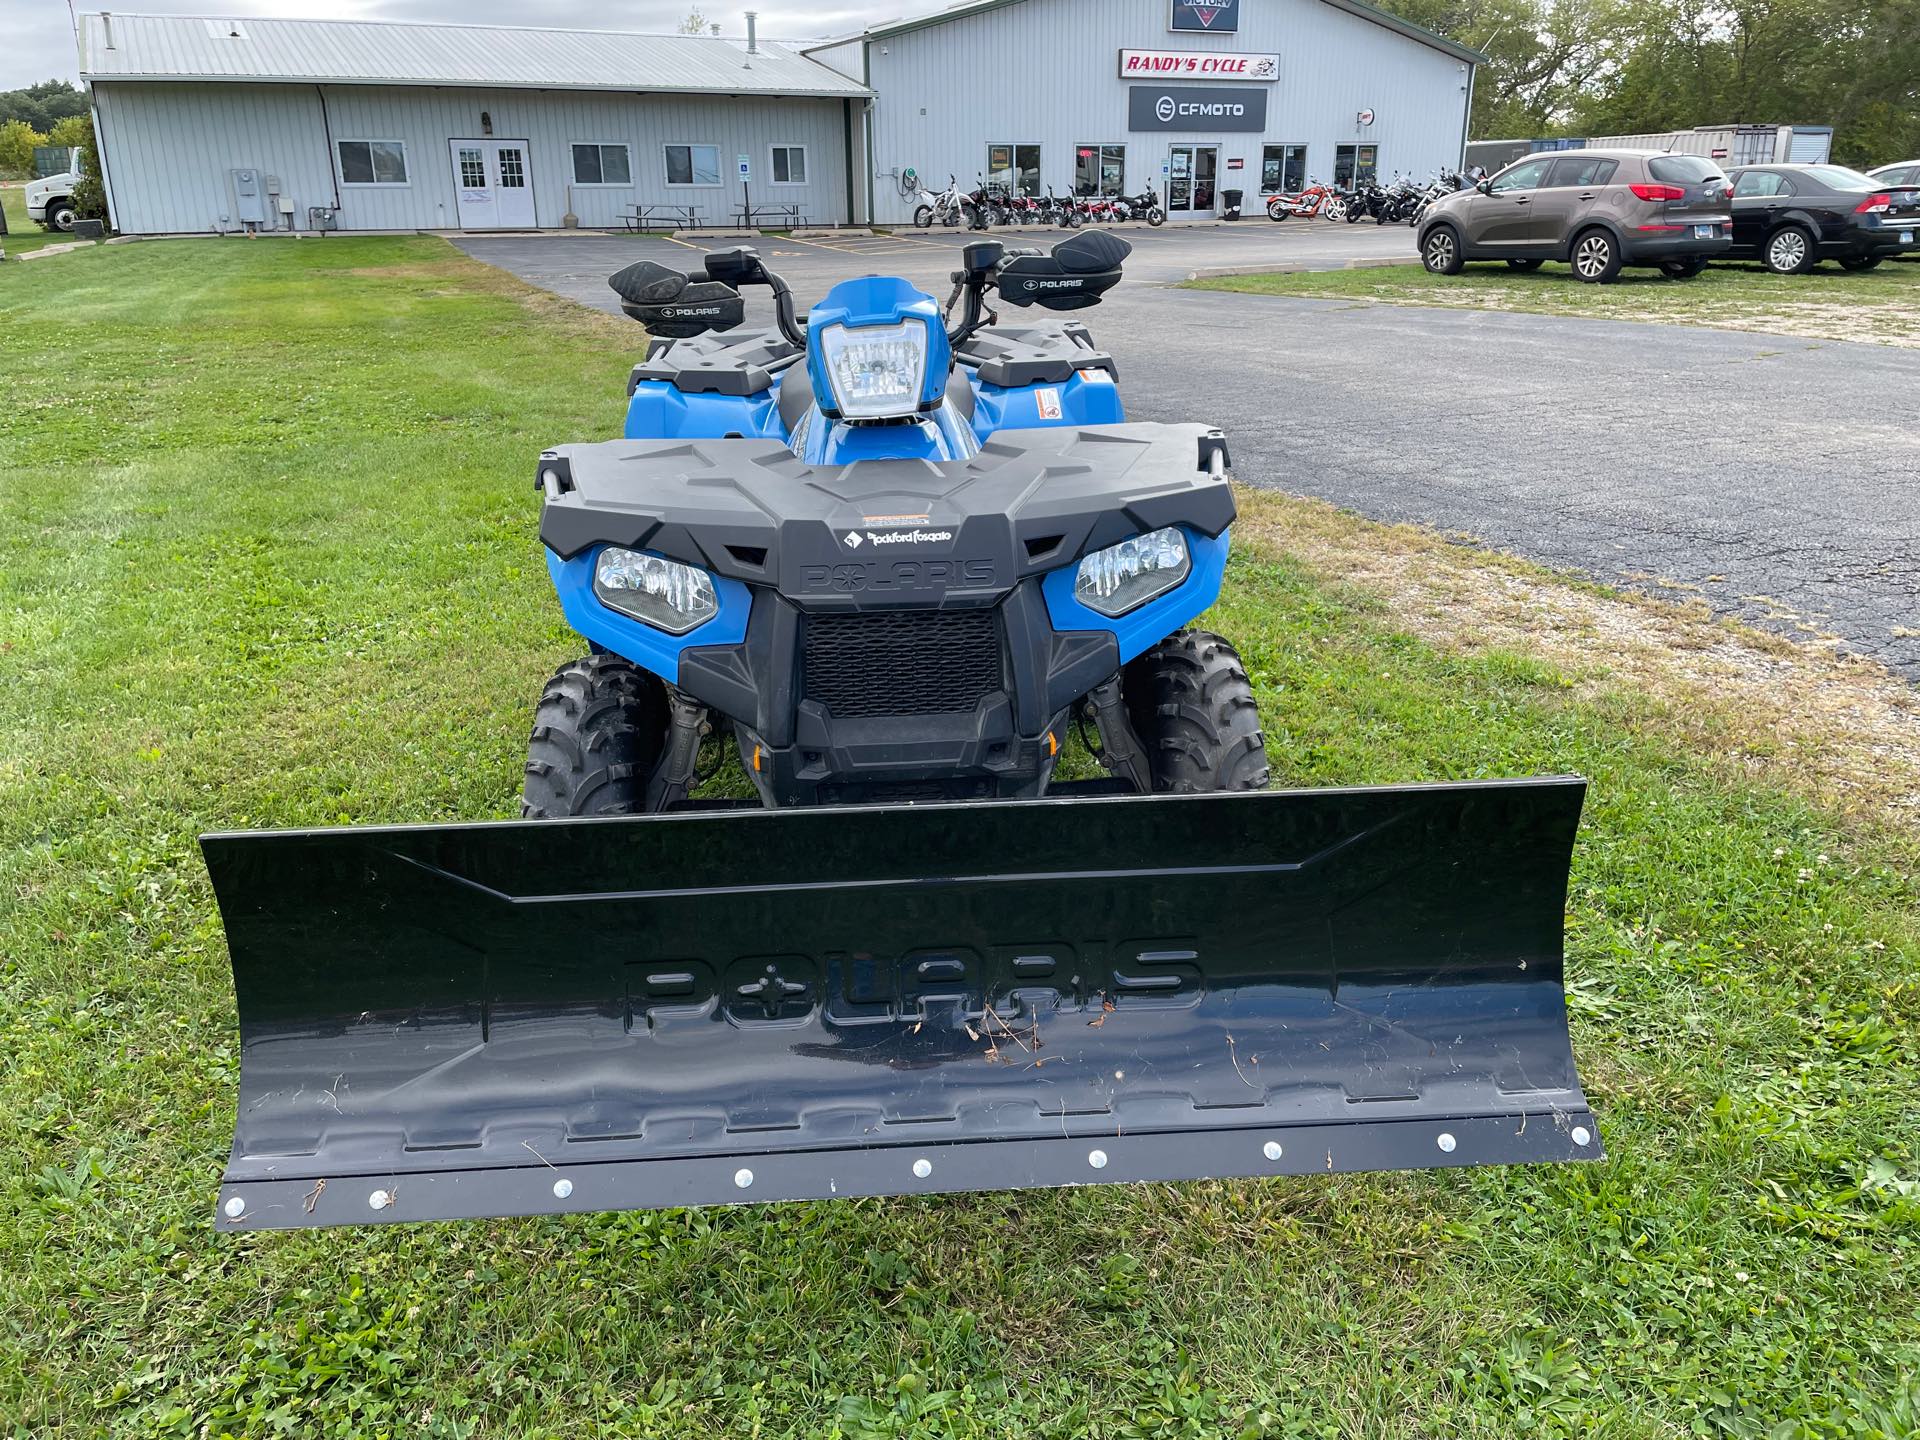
[522, 654, 669, 818]
[1124, 631, 1271, 794]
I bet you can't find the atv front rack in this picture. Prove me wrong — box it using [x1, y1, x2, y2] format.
[205, 779, 1599, 1231]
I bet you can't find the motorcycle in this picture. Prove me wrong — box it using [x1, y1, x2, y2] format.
[913, 174, 972, 229]
[1119, 187, 1167, 226]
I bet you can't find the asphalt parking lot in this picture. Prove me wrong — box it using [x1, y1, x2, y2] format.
[458, 225, 1920, 679]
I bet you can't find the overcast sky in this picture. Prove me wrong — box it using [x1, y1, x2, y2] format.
[2, 1, 930, 90]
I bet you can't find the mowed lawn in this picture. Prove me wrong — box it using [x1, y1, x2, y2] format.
[1187, 257, 1920, 347]
[2, 184, 70, 257]
[2, 238, 1917, 1439]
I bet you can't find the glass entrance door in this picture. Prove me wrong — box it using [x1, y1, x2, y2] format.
[1167, 145, 1219, 216]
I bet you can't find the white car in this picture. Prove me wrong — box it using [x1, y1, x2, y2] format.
[24, 147, 83, 233]
[1868, 160, 1920, 189]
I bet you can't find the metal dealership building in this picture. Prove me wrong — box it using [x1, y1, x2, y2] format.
[77, 0, 1479, 235]
[813, 0, 1481, 223]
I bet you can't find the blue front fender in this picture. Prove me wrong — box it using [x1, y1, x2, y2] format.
[1039, 527, 1230, 666]
[546, 547, 752, 686]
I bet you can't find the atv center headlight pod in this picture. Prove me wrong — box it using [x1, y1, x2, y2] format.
[818, 319, 931, 420]
[1073, 528, 1192, 617]
[593, 548, 719, 635]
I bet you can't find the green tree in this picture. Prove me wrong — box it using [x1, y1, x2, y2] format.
[0, 117, 47, 177]
[0, 79, 87, 131]
[47, 113, 92, 149]
[70, 113, 107, 224]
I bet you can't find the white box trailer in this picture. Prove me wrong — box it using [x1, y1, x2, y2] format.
[1586, 125, 1833, 166]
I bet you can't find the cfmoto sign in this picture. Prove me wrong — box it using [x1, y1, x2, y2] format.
[1128, 85, 1270, 132]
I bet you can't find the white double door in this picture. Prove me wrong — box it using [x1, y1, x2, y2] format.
[449, 139, 536, 229]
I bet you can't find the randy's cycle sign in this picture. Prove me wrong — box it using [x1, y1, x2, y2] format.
[1120, 48, 1278, 79]
[1172, 0, 1240, 31]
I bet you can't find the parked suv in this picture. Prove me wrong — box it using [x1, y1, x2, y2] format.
[1418, 150, 1732, 284]
[1726, 164, 1920, 273]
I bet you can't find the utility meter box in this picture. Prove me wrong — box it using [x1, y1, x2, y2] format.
[231, 168, 267, 225]
[264, 174, 282, 195]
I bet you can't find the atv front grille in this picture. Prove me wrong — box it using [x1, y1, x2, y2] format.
[802, 609, 1003, 718]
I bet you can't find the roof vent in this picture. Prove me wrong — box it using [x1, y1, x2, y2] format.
[203, 17, 249, 39]
[745, 11, 759, 54]
[101, 11, 117, 50]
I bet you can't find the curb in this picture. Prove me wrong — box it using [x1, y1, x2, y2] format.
[1186, 263, 1310, 280]
[17, 239, 99, 261]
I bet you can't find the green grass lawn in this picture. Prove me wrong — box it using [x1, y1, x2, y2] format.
[1187, 258, 1920, 347]
[2, 238, 1917, 1439]
[1, 184, 70, 257]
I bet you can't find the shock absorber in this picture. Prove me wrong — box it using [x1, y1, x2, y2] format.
[645, 685, 709, 812]
[1087, 676, 1153, 793]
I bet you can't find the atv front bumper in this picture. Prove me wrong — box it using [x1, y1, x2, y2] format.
[538, 424, 1234, 803]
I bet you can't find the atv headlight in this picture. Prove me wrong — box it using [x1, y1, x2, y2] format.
[1073, 528, 1191, 617]
[818, 319, 930, 419]
[594, 548, 719, 634]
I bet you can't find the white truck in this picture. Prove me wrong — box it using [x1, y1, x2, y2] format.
[24, 147, 84, 233]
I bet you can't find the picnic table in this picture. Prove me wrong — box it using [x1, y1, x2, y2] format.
[732, 202, 805, 230]
[622, 203, 702, 232]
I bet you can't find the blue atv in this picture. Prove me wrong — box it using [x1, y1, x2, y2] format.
[526, 232, 1269, 813]
[198, 233, 1602, 1235]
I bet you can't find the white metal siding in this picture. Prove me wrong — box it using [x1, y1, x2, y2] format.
[807, 40, 868, 82]
[861, 0, 1472, 223]
[93, 81, 851, 233]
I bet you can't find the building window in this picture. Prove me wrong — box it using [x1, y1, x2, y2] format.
[664, 144, 722, 187]
[1074, 144, 1126, 196]
[986, 143, 1042, 198]
[572, 143, 632, 186]
[1334, 144, 1379, 188]
[337, 140, 408, 186]
[1261, 144, 1306, 193]
[457, 147, 485, 189]
[497, 146, 526, 189]
[770, 145, 808, 185]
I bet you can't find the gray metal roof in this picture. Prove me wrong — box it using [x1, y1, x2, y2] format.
[77, 12, 873, 97]
[812, 0, 1484, 67]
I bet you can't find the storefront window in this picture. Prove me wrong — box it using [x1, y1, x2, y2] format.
[987, 143, 1042, 198]
[1261, 144, 1306, 193]
[1334, 144, 1379, 187]
[1074, 144, 1126, 196]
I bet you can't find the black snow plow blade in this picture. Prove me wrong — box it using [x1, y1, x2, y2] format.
[204, 779, 1598, 1231]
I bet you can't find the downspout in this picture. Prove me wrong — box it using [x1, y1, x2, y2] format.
[862, 41, 875, 227]
[1459, 61, 1477, 169]
[842, 97, 856, 228]
[88, 85, 123, 234]
[315, 83, 342, 211]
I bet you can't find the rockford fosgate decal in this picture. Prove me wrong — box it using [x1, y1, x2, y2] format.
[845, 528, 954, 549]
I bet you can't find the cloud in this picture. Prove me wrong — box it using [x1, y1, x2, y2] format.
[0, 0, 922, 88]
